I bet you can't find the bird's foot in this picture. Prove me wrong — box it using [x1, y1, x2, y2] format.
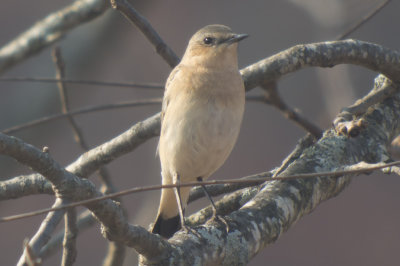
[209, 212, 230, 233]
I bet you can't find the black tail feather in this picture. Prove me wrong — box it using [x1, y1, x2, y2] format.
[151, 214, 181, 239]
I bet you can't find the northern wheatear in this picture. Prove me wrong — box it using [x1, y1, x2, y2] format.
[152, 24, 247, 238]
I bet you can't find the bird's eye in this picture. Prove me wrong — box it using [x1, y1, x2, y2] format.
[203, 37, 214, 45]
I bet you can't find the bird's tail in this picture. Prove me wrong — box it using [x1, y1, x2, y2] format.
[151, 214, 181, 239]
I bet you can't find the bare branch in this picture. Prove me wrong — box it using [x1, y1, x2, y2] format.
[241, 39, 400, 90]
[39, 210, 96, 260]
[188, 134, 315, 203]
[17, 199, 65, 266]
[336, 0, 392, 40]
[0, 174, 53, 200]
[0, 124, 166, 259]
[0, 0, 109, 74]
[23, 239, 42, 266]
[3, 159, 400, 223]
[103, 242, 126, 266]
[2, 40, 400, 202]
[334, 75, 398, 135]
[0, 77, 163, 89]
[2, 98, 162, 134]
[61, 208, 78, 266]
[0, 112, 160, 202]
[260, 81, 323, 138]
[188, 172, 271, 204]
[66, 112, 161, 177]
[140, 75, 400, 265]
[52, 46, 89, 150]
[110, 0, 180, 67]
[2, 45, 400, 263]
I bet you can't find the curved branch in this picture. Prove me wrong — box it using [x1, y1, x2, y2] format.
[2, 75, 400, 264]
[0, 112, 160, 200]
[110, 0, 180, 67]
[0, 0, 109, 74]
[140, 75, 400, 265]
[0, 127, 168, 261]
[2, 40, 400, 202]
[0, 174, 52, 200]
[242, 39, 400, 90]
[66, 112, 160, 177]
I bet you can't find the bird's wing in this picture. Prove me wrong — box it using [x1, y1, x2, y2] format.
[162, 66, 181, 123]
[156, 66, 182, 157]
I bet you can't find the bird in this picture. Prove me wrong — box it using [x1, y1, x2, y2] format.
[151, 24, 247, 238]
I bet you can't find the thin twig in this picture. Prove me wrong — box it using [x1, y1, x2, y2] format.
[260, 81, 323, 138]
[0, 129, 157, 260]
[2, 95, 261, 135]
[52, 47, 127, 265]
[52, 46, 89, 150]
[3, 160, 399, 223]
[188, 172, 272, 204]
[61, 208, 78, 266]
[188, 134, 315, 203]
[0, 77, 163, 89]
[336, 0, 392, 40]
[110, 0, 180, 68]
[2, 98, 162, 134]
[39, 210, 96, 260]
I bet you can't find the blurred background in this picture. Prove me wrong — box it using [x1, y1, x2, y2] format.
[0, 0, 399, 265]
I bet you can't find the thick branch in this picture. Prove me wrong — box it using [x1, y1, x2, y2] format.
[0, 128, 167, 260]
[140, 75, 400, 265]
[2, 40, 400, 203]
[0, 0, 109, 74]
[0, 174, 52, 200]
[241, 39, 400, 90]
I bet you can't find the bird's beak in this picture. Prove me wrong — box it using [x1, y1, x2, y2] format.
[225, 34, 249, 44]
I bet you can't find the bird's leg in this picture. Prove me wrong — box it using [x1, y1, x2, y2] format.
[197, 177, 230, 232]
[173, 173, 190, 233]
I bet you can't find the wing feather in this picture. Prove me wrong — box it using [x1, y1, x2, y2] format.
[156, 66, 182, 156]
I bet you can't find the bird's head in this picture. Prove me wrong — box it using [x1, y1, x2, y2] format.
[181, 24, 248, 68]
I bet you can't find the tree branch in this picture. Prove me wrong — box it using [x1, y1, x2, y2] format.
[0, 77, 163, 89]
[17, 199, 65, 266]
[241, 39, 400, 90]
[0, 174, 52, 200]
[2, 99, 162, 135]
[110, 0, 180, 68]
[2, 39, 400, 204]
[39, 210, 96, 260]
[335, 0, 392, 40]
[0, 0, 109, 74]
[140, 75, 400, 265]
[0, 126, 167, 260]
[61, 208, 78, 266]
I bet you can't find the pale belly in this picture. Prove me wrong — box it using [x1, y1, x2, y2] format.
[159, 99, 243, 183]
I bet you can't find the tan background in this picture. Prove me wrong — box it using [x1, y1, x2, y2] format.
[0, 0, 399, 265]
